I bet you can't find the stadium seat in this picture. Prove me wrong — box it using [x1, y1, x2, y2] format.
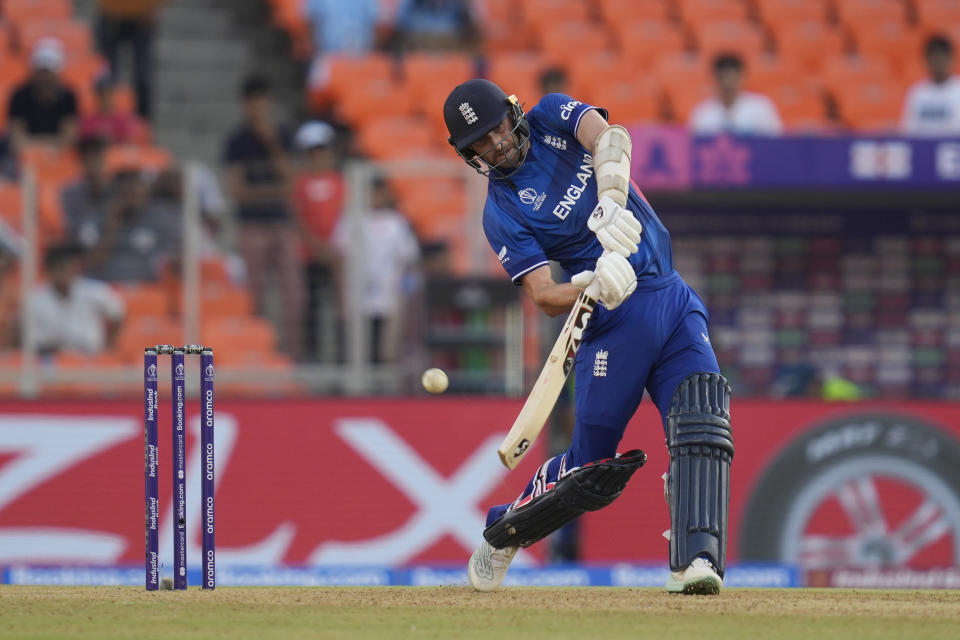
[833, 80, 903, 131]
[675, 0, 748, 23]
[18, 19, 92, 56]
[485, 52, 548, 104]
[914, 0, 960, 33]
[821, 54, 892, 98]
[521, 0, 591, 26]
[115, 283, 170, 317]
[589, 78, 663, 125]
[611, 19, 687, 67]
[325, 54, 396, 103]
[535, 22, 613, 67]
[2, 0, 72, 26]
[743, 54, 801, 94]
[336, 78, 414, 128]
[201, 316, 277, 354]
[403, 53, 475, 135]
[104, 145, 172, 175]
[846, 20, 923, 75]
[566, 51, 628, 100]
[755, 0, 828, 28]
[654, 53, 712, 122]
[115, 315, 183, 362]
[44, 351, 131, 397]
[832, 0, 906, 27]
[597, 0, 671, 25]
[774, 20, 847, 72]
[690, 20, 769, 60]
[200, 285, 254, 319]
[355, 116, 436, 160]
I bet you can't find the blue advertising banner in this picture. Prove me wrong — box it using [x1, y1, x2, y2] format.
[629, 127, 960, 190]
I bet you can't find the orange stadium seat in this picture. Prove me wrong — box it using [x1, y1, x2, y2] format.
[482, 0, 513, 23]
[398, 182, 465, 239]
[37, 183, 65, 237]
[566, 50, 627, 100]
[590, 79, 663, 125]
[536, 22, 613, 67]
[325, 54, 395, 102]
[832, 0, 906, 27]
[743, 54, 802, 94]
[18, 19, 92, 56]
[767, 82, 829, 130]
[215, 352, 301, 396]
[691, 20, 769, 60]
[403, 53, 475, 135]
[611, 19, 686, 67]
[755, 0, 828, 28]
[3, 0, 72, 25]
[0, 181, 21, 232]
[0, 25, 12, 53]
[104, 145, 172, 174]
[774, 20, 847, 72]
[355, 115, 435, 160]
[201, 316, 277, 354]
[833, 80, 903, 131]
[654, 53, 712, 122]
[336, 78, 414, 128]
[846, 20, 922, 75]
[115, 316, 183, 362]
[675, 0, 748, 23]
[480, 18, 532, 56]
[915, 1, 960, 33]
[597, 0, 671, 25]
[44, 351, 131, 397]
[114, 283, 170, 317]
[485, 52, 548, 104]
[821, 54, 892, 99]
[201, 286, 255, 319]
[521, 0, 591, 26]
[19, 145, 81, 188]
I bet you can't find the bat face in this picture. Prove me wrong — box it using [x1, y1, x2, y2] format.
[498, 294, 597, 469]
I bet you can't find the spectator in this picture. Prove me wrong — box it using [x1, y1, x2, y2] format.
[78, 73, 147, 144]
[96, 0, 168, 120]
[293, 121, 345, 362]
[901, 35, 960, 136]
[539, 67, 568, 97]
[62, 136, 113, 251]
[0, 221, 21, 349]
[7, 38, 78, 152]
[86, 169, 180, 282]
[152, 164, 246, 285]
[689, 53, 783, 136]
[223, 74, 304, 360]
[333, 175, 420, 364]
[28, 244, 125, 355]
[392, 0, 481, 53]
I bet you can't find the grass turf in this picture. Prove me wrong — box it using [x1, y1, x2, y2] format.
[1, 586, 959, 639]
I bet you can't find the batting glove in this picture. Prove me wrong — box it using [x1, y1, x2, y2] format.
[588, 196, 643, 258]
[571, 251, 637, 310]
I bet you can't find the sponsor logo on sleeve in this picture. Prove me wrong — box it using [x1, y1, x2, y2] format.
[560, 100, 582, 121]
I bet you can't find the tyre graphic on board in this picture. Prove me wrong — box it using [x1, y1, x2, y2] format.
[739, 412, 960, 569]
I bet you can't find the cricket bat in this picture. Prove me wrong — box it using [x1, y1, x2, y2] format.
[498, 292, 597, 469]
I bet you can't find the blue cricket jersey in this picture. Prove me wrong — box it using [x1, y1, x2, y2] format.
[482, 93, 674, 284]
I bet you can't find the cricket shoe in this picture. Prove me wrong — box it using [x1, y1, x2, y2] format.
[468, 539, 517, 592]
[665, 556, 722, 595]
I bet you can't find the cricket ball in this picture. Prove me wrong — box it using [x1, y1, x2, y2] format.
[421, 368, 449, 394]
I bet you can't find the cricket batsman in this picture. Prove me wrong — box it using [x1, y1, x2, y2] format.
[442, 80, 733, 595]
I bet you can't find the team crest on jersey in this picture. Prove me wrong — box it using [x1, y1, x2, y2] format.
[543, 135, 567, 150]
[517, 187, 547, 211]
[593, 349, 608, 377]
[459, 102, 478, 124]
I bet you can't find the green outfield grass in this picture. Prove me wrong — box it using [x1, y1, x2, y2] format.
[1, 586, 959, 639]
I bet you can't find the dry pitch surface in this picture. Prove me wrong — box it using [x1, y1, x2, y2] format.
[2, 586, 959, 639]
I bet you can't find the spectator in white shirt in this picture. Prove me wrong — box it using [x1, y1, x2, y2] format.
[29, 244, 125, 355]
[333, 175, 420, 364]
[901, 35, 960, 136]
[689, 53, 783, 136]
